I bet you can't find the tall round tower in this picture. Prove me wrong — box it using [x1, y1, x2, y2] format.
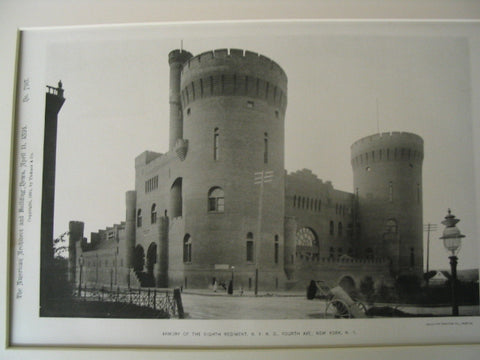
[351, 132, 424, 278]
[176, 49, 288, 289]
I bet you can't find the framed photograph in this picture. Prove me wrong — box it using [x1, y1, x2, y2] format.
[8, 19, 480, 349]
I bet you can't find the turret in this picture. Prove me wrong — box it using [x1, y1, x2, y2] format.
[168, 49, 193, 151]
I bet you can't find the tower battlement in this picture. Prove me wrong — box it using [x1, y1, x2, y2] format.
[182, 48, 287, 84]
[179, 49, 287, 109]
[351, 131, 424, 167]
[351, 132, 423, 152]
[168, 49, 193, 65]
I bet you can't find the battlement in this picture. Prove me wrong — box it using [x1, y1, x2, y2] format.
[296, 255, 389, 266]
[285, 169, 348, 194]
[351, 131, 424, 165]
[179, 49, 287, 109]
[181, 48, 287, 82]
[81, 221, 125, 252]
[351, 132, 423, 151]
[135, 150, 163, 168]
[168, 49, 193, 65]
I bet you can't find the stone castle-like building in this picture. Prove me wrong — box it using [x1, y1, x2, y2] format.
[67, 48, 424, 292]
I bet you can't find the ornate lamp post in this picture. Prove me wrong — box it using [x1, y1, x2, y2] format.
[439, 209, 465, 316]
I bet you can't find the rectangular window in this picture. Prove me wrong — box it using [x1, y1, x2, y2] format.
[217, 197, 225, 212]
[145, 175, 159, 193]
[274, 243, 279, 264]
[208, 198, 216, 212]
[246, 241, 254, 262]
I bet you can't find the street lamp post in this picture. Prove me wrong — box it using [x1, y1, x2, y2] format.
[439, 209, 465, 316]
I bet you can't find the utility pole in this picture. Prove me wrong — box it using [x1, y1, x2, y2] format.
[254, 170, 273, 296]
[423, 223, 438, 285]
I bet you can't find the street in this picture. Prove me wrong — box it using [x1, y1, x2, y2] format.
[180, 290, 480, 319]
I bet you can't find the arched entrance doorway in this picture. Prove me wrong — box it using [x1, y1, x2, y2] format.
[146, 243, 157, 276]
[133, 245, 145, 273]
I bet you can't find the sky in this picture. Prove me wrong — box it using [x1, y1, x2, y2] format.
[44, 21, 479, 270]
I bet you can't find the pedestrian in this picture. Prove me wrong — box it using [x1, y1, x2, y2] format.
[213, 280, 218, 292]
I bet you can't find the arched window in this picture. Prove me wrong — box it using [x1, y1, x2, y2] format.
[170, 178, 182, 218]
[183, 234, 192, 263]
[213, 128, 219, 160]
[151, 203, 157, 224]
[208, 187, 224, 212]
[246, 232, 254, 262]
[264, 132, 269, 164]
[137, 209, 142, 227]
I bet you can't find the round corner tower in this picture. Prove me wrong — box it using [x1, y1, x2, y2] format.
[351, 132, 424, 278]
[174, 48, 288, 290]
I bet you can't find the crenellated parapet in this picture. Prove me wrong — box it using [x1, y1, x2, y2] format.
[168, 49, 194, 66]
[351, 132, 424, 169]
[296, 255, 389, 265]
[180, 49, 287, 110]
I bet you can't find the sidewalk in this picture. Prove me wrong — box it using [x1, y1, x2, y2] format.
[181, 288, 306, 298]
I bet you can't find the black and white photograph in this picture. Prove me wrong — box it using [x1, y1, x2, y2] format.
[9, 19, 480, 348]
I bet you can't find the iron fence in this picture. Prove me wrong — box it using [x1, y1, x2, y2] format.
[76, 284, 184, 318]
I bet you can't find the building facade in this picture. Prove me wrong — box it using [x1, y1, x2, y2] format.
[69, 48, 424, 292]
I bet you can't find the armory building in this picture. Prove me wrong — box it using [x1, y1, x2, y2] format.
[63, 48, 424, 292]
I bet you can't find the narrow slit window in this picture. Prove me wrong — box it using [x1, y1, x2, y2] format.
[264, 132, 269, 164]
[213, 128, 219, 160]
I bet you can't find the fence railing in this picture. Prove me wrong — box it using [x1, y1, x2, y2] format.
[76, 284, 184, 319]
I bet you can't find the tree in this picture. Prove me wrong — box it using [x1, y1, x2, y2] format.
[53, 231, 69, 259]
